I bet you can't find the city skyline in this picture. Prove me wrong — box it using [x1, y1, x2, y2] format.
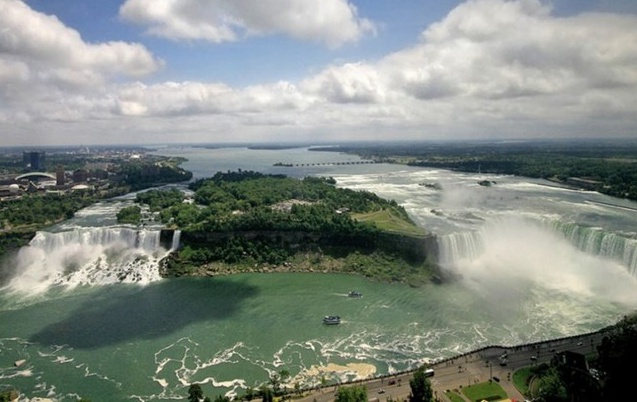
[1, 0, 637, 146]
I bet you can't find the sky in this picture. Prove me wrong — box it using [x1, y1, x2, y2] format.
[1, 0, 637, 147]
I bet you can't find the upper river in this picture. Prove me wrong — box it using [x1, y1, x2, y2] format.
[1, 146, 636, 401]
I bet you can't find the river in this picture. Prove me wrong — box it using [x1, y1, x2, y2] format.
[1, 146, 636, 401]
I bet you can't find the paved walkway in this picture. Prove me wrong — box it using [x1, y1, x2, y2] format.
[297, 331, 603, 402]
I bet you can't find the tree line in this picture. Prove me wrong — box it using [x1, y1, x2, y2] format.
[1, 192, 96, 229]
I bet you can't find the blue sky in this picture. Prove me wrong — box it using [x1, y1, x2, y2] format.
[1, 0, 637, 146]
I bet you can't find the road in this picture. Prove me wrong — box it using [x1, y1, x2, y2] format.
[296, 331, 605, 402]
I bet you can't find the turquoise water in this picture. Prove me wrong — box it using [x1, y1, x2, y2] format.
[2, 146, 637, 401]
[0, 273, 622, 401]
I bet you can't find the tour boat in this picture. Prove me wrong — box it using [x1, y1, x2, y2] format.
[323, 315, 341, 325]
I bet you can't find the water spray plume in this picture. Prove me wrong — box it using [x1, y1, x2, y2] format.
[438, 216, 637, 307]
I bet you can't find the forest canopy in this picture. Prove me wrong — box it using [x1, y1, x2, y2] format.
[136, 170, 418, 235]
[136, 171, 431, 282]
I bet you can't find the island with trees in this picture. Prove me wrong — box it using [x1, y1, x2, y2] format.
[125, 170, 439, 286]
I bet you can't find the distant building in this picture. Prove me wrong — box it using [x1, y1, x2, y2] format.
[0, 184, 21, 198]
[56, 166, 65, 186]
[23, 151, 46, 171]
[73, 169, 89, 183]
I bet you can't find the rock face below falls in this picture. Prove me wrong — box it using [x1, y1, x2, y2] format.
[159, 228, 444, 282]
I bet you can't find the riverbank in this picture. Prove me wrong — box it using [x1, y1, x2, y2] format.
[296, 327, 611, 402]
[160, 246, 440, 287]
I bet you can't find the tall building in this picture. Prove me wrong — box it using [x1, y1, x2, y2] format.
[23, 151, 46, 171]
[56, 166, 65, 186]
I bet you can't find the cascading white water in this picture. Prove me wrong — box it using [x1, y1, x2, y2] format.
[543, 220, 637, 274]
[28, 227, 162, 252]
[435, 216, 637, 306]
[438, 217, 637, 274]
[6, 227, 179, 294]
[171, 229, 182, 251]
[436, 231, 483, 266]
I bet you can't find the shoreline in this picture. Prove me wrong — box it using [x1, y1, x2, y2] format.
[296, 324, 616, 402]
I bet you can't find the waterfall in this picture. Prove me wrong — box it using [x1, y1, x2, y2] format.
[436, 217, 637, 275]
[436, 231, 484, 266]
[7, 227, 169, 294]
[29, 227, 162, 252]
[171, 229, 182, 251]
[543, 220, 637, 274]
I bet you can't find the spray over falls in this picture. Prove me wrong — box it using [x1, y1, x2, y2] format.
[436, 216, 637, 307]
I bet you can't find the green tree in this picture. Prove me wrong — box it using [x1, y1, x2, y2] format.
[243, 386, 255, 401]
[596, 316, 637, 401]
[213, 395, 230, 402]
[536, 367, 568, 402]
[409, 366, 433, 402]
[116, 205, 142, 224]
[188, 383, 204, 402]
[261, 386, 273, 402]
[334, 385, 367, 402]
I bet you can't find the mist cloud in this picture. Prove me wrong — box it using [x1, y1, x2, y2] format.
[440, 216, 637, 308]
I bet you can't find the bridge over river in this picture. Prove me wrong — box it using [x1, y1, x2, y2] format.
[274, 160, 377, 167]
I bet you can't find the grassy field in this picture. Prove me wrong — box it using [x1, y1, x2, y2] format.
[461, 381, 508, 402]
[445, 391, 466, 402]
[512, 367, 533, 397]
[352, 209, 427, 237]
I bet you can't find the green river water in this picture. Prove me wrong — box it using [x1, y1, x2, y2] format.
[1, 146, 636, 401]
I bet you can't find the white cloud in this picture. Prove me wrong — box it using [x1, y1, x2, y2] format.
[0, 0, 161, 124]
[119, 0, 376, 47]
[0, 0, 161, 116]
[300, 62, 386, 104]
[406, 0, 637, 99]
[113, 80, 310, 118]
[2, 0, 637, 146]
[0, 0, 161, 79]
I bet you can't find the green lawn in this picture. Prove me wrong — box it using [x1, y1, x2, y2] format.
[512, 367, 534, 397]
[445, 390, 467, 402]
[461, 381, 507, 402]
[352, 209, 427, 237]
